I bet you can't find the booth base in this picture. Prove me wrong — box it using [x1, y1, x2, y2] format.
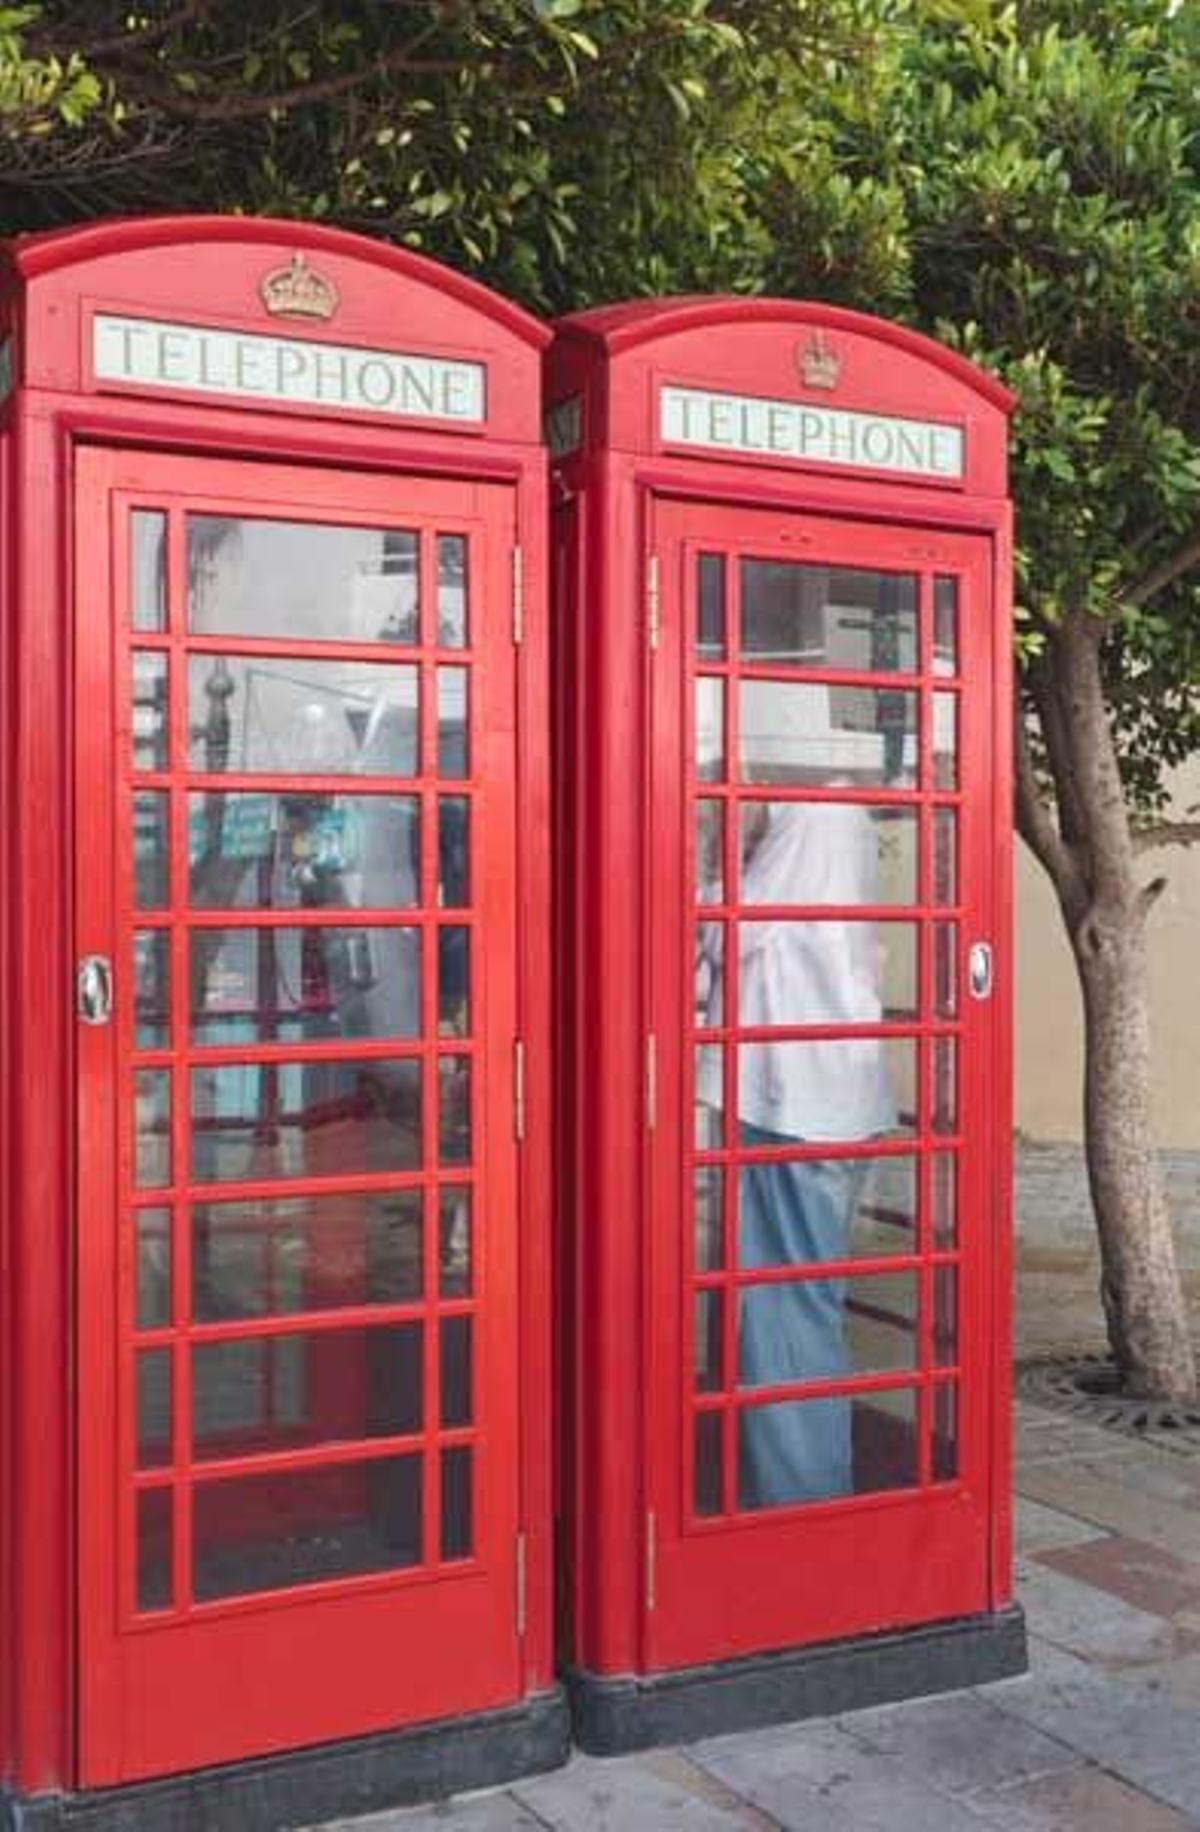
[0, 1689, 570, 1832]
[569, 1607, 1028, 1754]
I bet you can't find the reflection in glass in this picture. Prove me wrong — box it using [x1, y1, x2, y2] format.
[697, 554, 726, 658]
[933, 1155, 957, 1250]
[734, 921, 916, 1025]
[695, 921, 723, 1026]
[933, 1038, 957, 1136]
[190, 1058, 421, 1184]
[740, 562, 917, 671]
[137, 1349, 171, 1467]
[740, 681, 917, 787]
[933, 693, 958, 790]
[696, 678, 724, 782]
[440, 1317, 472, 1427]
[191, 1190, 423, 1319]
[934, 808, 957, 905]
[137, 1487, 172, 1611]
[695, 1045, 724, 1146]
[134, 930, 170, 1048]
[934, 1267, 957, 1367]
[438, 668, 469, 778]
[437, 535, 468, 648]
[438, 927, 470, 1037]
[438, 797, 470, 908]
[739, 803, 918, 906]
[441, 1447, 472, 1559]
[439, 1187, 471, 1295]
[134, 791, 169, 908]
[190, 926, 420, 1044]
[934, 577, 959, 676]
[193, 1455, 423, 1600]
[933, 1381, 958, 1480]
[735, 1041, 912, 1140]
[188, 793, 420, 911]
[136, 1207, 171, 1328]
[934, 922, 958, 1019]
[694, 1411, 723, 1516]
[136, 1069, 171, 1187]
[694, 1167, 723, 1271]
[132, 652, 169, 771]
[187, 658, 418, 776]
[192, 1322, 422, 1459]
[694, 1291, 722, 1392]
[131, 510, 167, 633]
[738, 1156, 917, 1266]
[187, 516, 419, 645]
[439, 1057, 471, 1165]
[695, 800, 724, 904]
[738, 1388, 918, 1509]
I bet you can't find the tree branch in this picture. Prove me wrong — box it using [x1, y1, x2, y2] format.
[1133, 820, 1200, 852]
[1013, 684, 1083, 906]
[1123, 528, 1200, 609]
[139, 49, 471, 121]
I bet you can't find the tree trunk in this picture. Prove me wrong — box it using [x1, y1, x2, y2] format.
[1018, 610, 1196, 1402]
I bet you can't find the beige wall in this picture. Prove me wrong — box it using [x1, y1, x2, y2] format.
[1015, 760, 1200, 1148]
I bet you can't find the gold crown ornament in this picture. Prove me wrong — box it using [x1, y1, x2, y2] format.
[797, 330, 842, 391]
[259, 252, 339, 322]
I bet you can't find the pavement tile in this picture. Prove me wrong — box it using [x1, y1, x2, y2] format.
[1032, 1534, 1200, 1620]
[512, 1749, 761, 1830]
[1015, 1495, 1111, 1554]
[1018, 1460, 1200, 1562]
[834, 1690, 1079, 1796]
[1130, 1653, 1200, 1711]
[963, 1760, 1200, 1831]
[1017, 1556, 1197, 1666]
[312, 1793, 541, 1832]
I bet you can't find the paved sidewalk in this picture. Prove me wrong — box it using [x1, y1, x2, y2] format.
[314, 1146, 1200, 1830]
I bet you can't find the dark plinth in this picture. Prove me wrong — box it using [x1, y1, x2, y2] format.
[1, 1689, 569, 1832]
[570, 1608, 1028, 1754]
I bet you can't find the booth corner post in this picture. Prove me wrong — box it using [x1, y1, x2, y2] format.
[546, 296, 1026, 1752]
[0, 215, 563, 1828]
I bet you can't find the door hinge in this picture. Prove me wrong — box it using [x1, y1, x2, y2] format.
[512, 544, 524, 646]
[515, 1531, 528, 1636]
[513, 1037, 526, 1142]
[646, 553, 660, 651]
[645, 1032, 657, 1130]
[645, 1510, 657, 1612]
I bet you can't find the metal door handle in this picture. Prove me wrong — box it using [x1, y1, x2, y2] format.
[968, 941, 993, 1001]
[77, 954, 113, 1025]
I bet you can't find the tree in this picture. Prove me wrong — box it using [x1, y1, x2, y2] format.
[755, 0, 1200, 1399]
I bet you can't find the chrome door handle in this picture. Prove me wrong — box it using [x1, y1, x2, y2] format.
[77, 954, 114, 1025]
[968, 941, 993, 1001]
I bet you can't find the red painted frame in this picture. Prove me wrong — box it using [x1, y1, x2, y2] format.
[0, 217, 552, 1795]
[548, 297, 1015, 1684]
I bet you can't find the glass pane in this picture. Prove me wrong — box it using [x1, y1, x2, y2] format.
[739, 803, 918, 906]
[132, 652, 168, 772]
[190, 926, 420, 1045]
[934, 921, 958, 1019]
[438, 927, 470, 1037]
[934, 1267, 957, 1367]
[737, 1039, 914, 1142]
[695, 921, 723, 1026]
[441, 1447, 472, 1559]
[933, 693, 958, 790]
[187, 657, 418, 776]
[189, 793, 419, 910]
[437, 668, 469, 778]
[131, 509, 166, 633]
[933, 809, 957, 904]
[934, 577, 958, 677]
[440, 1317, 472, 1427]
[135, 1069, 171, 1188]
[134, 791, 169, 909]
[933, 1155, 957, 1250]
[933, 1381, 958, 1480]
[438, 796, 470, 908]
[193, 1454, 423, 1601]
[740, 563, 917, 671]
[695, 1044, 724, 1146]
[697, 554, 726, 658]
[694, 1410, 723, 1517]
[134, 930, 170, 1048]
[738, 1387, 918, 1510]
[740, 682, 917, 788]
[437, 535, 468, 648]
[192, 1190, 422, 1319]
[439, 1187, 472, 1296]
[739, 1155, 917, 1266]
[136, 1207, 171, 1328]
[439, 1056, 471, 1165]
[695, 800, 724, 904]
[696, 678, 724, 783]
[137, 1349, 171, 1468]
[190, 1058, 421, 1184]
[934, 1038, 957, 1136]
[694, 1167, 723, 1271]
[192, 1323, 422, 1460]
[137, 1488, 172, 1611]
[694, 1291, 722, 1392]
[734, 921, 915, 1025]
[738, 1270, 917, 1388]
[188, 516, 418, 645]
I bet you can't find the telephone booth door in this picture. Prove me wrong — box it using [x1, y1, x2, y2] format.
[75, 446, 525, 1782]
[646, 498, 999, 1668]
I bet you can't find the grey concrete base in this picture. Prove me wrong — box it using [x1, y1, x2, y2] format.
[0, 1689, 570, 1832]
[569, 1608, 1028, 1755]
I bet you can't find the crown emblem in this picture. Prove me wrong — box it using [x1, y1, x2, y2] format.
[259, 252, 339, 322]
[797, 330, 842, 391]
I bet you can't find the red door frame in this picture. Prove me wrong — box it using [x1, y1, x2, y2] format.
[0, 218, 552, 1795]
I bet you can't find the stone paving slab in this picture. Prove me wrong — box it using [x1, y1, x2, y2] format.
[961, 1762, 1197, 1832]
[512, 1748, 765, 1829]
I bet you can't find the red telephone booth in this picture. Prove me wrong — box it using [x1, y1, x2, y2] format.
[549, 298, 1026, 1750]
[0, 218, 561, 1826]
